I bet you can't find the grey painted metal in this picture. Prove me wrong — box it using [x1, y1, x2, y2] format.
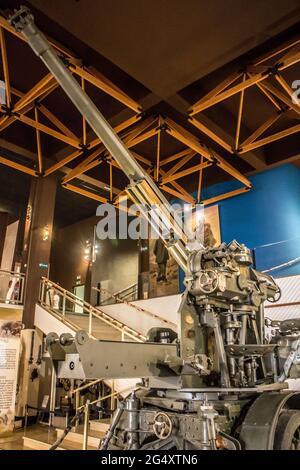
[47, 330, 178, 380]
[75, 332, 177, 379]
[240, 391, 300, 449]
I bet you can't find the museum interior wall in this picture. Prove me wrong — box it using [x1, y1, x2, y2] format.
[50, 215, 139, 303]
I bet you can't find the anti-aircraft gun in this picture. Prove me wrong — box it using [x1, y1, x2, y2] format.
[9, 6, 300, 450]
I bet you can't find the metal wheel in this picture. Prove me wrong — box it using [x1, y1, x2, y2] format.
[198, 270, 219, 294]
[274, 410, 300, 450]
[292, 426, 300, 450]
[152, 412, 172, 440]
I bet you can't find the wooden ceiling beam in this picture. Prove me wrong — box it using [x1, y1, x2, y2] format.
[189, 36, 300, 116]
[189, 72, 242, 112]
[163, 151, 196, 178]
[126, 126, 159, 148]
[88, 65, 140, 110]
[163, 117, 214, 161]
[278, 44, 300, 70]
[122, 116, 157, 145]
[275, 73, 297, 100]
[44, 149, 83, 177]
[235, 74, 246, 151]
[130, 152, 196, 204]
[254, 36, 300, 66]
[189, 72, 268, 115]
[160, 148, 192, 167]
[168, 93, 266, 170]
[240, 123, 300, 154]
[240, 113, 282, 148]
[260, 81, 300, 118]
[62, 183, 108, 203]
[0, 28, 11, 108]
[59, 114, 143, 181]
[161, 161, 212, 184]
[87, 113, 143, 151]
[13, 73, 55, 113]
[38, 103, 79, 141]
[69, 64, 141, 113]
[15, 113, 82, 148]
[188, 116, 233, 153]
[202, 187, 250, 205]
[168, 180, 195, 204]
[160, 184, 195, 203]
[62, 147, 104, 183]
[0, 82, 59, 138]
[254, 80, 282, 111]
[0, 154, 37, 176]
[34, 107, 43, 174]
[164, 117, 251, 187]
[0, 136, 120, 194]
[130, 151, 151, 167]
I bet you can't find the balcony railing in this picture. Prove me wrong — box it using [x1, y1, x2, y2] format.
[0, 269, 25, 305]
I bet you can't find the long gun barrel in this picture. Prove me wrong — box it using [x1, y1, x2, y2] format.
[9, 6, 190, 272]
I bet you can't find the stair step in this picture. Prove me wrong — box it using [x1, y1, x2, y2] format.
[89, 419, 110, 433]
[23, 437, 65, 450]
[56, 427, 104, 448]
[23, 435, 96, 450]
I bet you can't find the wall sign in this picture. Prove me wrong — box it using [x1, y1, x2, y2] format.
[38, 262, 49, 269]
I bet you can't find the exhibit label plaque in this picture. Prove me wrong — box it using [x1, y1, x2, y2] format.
[0, 320, 22, 436]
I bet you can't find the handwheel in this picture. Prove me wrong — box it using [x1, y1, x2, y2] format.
[198, 270, 219, 294]
[274, 410, 300, 450]
[267, 288, 281, 303]
[153, 412, 172, 440]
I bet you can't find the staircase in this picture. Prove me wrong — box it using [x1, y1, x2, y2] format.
[37, 277, 146, 342]
[30, 278, 179, 450]
[22, 420, 110, 450]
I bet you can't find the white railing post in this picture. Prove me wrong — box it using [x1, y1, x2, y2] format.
[88, 308, 93, 336]
[20, 274, 25, 304]
[40, 279, 45, 304]
[62, 290, 66, 318]
[121, 330, 125, 341]
[49, 366, 57, 427]
[82, 400, 90, 450]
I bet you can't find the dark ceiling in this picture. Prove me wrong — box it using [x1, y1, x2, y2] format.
[0, 0, 300, 227]
[29, 0, 300, 99]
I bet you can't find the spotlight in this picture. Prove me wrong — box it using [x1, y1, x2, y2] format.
[42, 225, 50, 241]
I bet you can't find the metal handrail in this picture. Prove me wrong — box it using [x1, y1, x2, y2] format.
[0, 269, 26, 305]
[71, 378, 102, 395]
[93, 285, 177, 330]
[79, 385, 136, 450]
[96, 283, 138, 305]
[114, 283, 137, 297]
[39, 277, 146, 342]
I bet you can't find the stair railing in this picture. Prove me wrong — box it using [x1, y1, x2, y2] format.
[93, 285, 177, 330]
[38, 277, 146, 342]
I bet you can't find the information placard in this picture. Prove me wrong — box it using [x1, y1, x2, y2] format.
[0, 320, 21, 436]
